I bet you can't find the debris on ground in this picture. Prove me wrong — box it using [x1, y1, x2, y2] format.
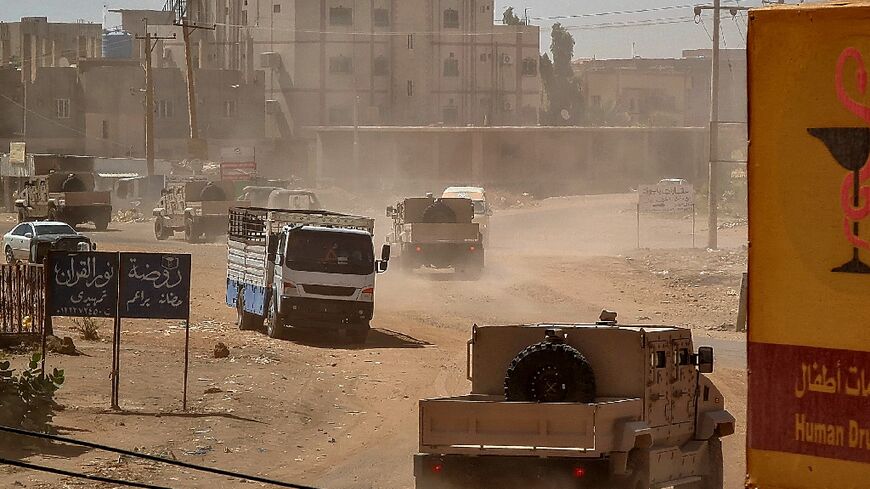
[213, 342, 230, 359]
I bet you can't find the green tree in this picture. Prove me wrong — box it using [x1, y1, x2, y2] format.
[503, 7, 522, 26]
[540, 23, 584, 125]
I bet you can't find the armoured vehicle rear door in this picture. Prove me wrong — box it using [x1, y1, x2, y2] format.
[670, 336, 697, 425]
[646, 337, 672, 426]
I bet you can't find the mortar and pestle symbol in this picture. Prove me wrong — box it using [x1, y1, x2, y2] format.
[808, 127, 870, 274]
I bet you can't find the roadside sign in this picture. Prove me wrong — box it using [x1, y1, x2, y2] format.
[9, 142, 25, 165]
[47, 252, 119, 318]
[119, 253, 191, 319]
[748, 4, 870, 487]
[638, 182, 694, 213]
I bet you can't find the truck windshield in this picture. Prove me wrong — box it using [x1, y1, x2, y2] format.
[285, 230, 374, 275]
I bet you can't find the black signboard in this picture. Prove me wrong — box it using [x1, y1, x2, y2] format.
[119, 253, 191, 320]
[48, 252, 119, 318]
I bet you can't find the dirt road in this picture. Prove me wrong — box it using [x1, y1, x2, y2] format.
[0, 193, 748, 488]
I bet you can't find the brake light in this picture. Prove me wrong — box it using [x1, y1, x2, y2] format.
[362, 287, 374, 295]
[431, 463, 443, 474]
[469, 245, 476, 252]
[415, 246, 422, 252]
[572, 467, 586, 479]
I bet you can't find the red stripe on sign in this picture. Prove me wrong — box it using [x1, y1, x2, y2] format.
[748, 342, 870, 463]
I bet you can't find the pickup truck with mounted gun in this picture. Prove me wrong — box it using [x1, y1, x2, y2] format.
[15, 172, 112, 230]
[414, 312, 734, 489]
[226, 207, 390, 343]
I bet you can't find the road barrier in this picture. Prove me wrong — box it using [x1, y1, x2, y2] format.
[0, 263, 44, 334]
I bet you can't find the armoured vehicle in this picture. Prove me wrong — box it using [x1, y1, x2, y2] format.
[226, 207, 390, 343]
[153, 180, 243, 242]
[414, 313, 734, 489]
[387, 196, 483, 278]
[15, 172, 112, 231]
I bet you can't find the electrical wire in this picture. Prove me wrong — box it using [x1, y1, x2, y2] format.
[564, 15, 696, 31]
[0, 456, 169, 489]
[0, 425, 322, 489]
[529, 4, 696, 21]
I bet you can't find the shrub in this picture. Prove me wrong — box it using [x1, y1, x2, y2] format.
[73, 317, 100, 341]
[0, 353, 65, 432]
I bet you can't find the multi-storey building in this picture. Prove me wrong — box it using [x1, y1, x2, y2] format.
[0, 17, 102, 81]
[170, 0, 540, 134]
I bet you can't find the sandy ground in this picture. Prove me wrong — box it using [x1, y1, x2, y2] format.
[0, 193, 748, 488]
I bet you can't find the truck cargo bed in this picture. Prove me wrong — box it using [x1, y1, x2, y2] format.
[402, 223, 480, 244]
[419, 395, 642, 457]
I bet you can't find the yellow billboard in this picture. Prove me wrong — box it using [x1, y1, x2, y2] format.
[748, 3, 870, 487]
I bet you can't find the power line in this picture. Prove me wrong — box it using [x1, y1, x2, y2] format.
[564, 15, 696, 31]
[0, 425, 322, 489]
[0, 456, 169, 489]
[529, 4, 696, 21]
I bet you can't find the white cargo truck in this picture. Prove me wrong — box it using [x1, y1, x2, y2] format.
[226, 207, 390, 343]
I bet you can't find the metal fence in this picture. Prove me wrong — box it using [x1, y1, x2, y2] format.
[0, 263, 44, 334]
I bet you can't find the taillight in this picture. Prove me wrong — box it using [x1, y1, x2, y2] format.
[362, 287, 374, 295]
[283, 282, 298, 296]
[469, 245, 476, 252]
[572, 467, 586, 479]
[415, 246, 423, 252]
[431, 463, 443, 474]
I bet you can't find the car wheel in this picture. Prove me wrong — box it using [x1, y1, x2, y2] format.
[266, 295, 286, 340]
[5, 246, 16, 265]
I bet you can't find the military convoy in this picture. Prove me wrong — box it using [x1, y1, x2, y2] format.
[15, 172, 113, 230]
[414, 313, 733, 489]
[152, 180, 245, 242]
[387, 196, 484, 278]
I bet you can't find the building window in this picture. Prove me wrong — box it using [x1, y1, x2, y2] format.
[443, 9, 459, 28]
[56, 99, 70, 119]
[156, 100, 174, 119]
[329, 107, 351, 125]
[591, 95, 601, 108]
[407, 80, 414, 97]
[373, 8, 389, 27]
[373, 55, 389, 76]
[442, 106, 458, 124]
[330, 6, 353, 26]
[329, 55, 353, 74]
[407, 34, 414, 50]
[224, 100, 238, 118]
[101, 120, 109, 139]
[443, 54, 459, 77]
[273, 3, 281, 13]
[521, 57, 537, 76]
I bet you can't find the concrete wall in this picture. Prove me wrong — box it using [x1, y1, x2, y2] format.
[314, 126, 707, 196]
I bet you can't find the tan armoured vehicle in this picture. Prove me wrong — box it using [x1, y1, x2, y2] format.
[386, 196, 484, 278]
[153, 180, 245, 242]
[15, 172, 112, 230]
[414, 313, 734, 489]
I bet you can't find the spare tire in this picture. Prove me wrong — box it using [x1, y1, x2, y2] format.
[504, 341, 596, 403]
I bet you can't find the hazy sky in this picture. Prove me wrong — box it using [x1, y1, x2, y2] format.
[0, 0, 772, 59]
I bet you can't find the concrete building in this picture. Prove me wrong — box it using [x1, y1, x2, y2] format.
[171, 0, 541, 134]
[0, 17, 102, 80]
[0, 60, 265, 160]
[574, 49, 747, 127]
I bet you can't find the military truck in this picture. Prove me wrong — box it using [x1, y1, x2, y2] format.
[387, 196, 484, 278]
[153, 180, 245, 242]
[15, 172, 112, 231]
[414, 313, 734, 489]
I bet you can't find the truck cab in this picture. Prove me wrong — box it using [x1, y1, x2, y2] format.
[442, 186, 491, 246]
[415, 314, 734, 489]
[15, 172, 112, 230]
[227, 208, 389, 343]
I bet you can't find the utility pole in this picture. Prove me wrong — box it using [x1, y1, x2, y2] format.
[176, 18, 215, 163]
[695, 2, 749, 249]
[136, 20, 175, 176]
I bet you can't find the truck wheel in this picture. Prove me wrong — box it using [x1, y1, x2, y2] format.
[266, 297, 286, 340]
[614, 448, 651, 489]
[184, 219, 199, 243]
[236, 294, 262, 331]
[504, 341, 596, 403]
[154, 218, 169, 240]
[94, 213, 110, 231]
[47, 206, 59, 221]
[347, 322, 370, 344]
[681, 438, 723, 489]
[17, 210, 25, 223]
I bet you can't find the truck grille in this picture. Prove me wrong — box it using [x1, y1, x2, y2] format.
[301, 284, 356, 297]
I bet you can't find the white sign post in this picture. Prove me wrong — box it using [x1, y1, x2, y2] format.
[637, 182, 696, 248]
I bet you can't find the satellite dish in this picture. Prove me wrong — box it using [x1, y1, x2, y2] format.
[560, 109, 571, 121]
[58, 57, 70, 67]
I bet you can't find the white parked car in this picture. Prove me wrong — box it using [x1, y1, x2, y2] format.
[3, 221, 94, 264]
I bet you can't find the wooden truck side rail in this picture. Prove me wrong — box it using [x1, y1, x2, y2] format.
[419, 395, 643, 457]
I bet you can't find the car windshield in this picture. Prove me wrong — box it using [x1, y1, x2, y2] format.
[35, 224, 76, 236]
[284, 229, 374, 275]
